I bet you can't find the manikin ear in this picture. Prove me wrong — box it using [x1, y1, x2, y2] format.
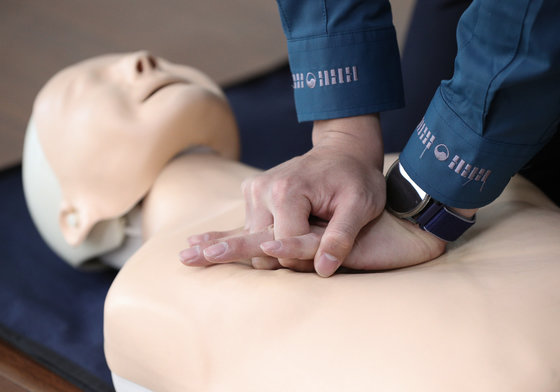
[58, 202, 95, 246]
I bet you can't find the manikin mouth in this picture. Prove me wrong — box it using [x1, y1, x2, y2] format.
[142, 81, 185, 102]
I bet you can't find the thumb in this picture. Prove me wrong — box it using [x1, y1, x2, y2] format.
[314, 205, 370, 278]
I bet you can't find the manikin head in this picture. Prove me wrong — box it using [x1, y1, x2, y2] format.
[23, 51, 239, 267]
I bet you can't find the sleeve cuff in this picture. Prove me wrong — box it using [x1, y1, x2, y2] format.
[400, 87, 545, 208]
[286, 27, 404, 122]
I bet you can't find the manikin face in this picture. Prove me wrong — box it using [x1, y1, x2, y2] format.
[32, 51, 238, 246]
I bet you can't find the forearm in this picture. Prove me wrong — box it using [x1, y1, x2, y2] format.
[400, 0, 560, 209]
[276, 0, 404, 122]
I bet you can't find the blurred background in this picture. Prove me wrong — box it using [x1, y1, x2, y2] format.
[0, 0, 414, 169]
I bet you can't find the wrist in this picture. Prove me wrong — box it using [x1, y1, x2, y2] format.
[385, 159, 477, 242]
[449, 207, 478, 219]
[312, 114, 383, 168]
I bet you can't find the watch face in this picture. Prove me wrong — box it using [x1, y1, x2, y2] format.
[385, 160, 430, 218]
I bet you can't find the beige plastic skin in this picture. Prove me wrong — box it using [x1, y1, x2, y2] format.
[105, 154, 560, 391]
[32, 51, 239, 248]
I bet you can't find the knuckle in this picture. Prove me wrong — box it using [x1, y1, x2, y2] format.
[270, 177, 291, 194]
[242, 176, 267, 200]
[270, 177, 297, 198]
[307, 232, 322, 244]
[323, 232, 355, 256]
[343, 189, 379, 219]
[240, 179, 251, 195]
[269, 181, 293, 207]
[345, 186, 372, 206]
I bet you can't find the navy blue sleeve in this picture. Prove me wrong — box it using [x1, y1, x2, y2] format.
[276, 0, 405, 121]
[400, 0, 560, 208]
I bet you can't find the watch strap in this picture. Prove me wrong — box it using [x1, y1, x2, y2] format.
[416, 202, 476, 242]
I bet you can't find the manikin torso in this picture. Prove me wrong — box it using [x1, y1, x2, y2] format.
[105, 157, 560, 392]
[113, 150, 257, 268]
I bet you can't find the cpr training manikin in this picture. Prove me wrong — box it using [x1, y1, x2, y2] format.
[21, 52, 560, 392]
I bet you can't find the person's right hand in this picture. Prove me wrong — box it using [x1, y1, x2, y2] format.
[206, 114, 386, 276]
[179, 210, 447, 273]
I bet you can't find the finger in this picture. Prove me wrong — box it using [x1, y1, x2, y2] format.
[202, 229, 275, 264]
[272, 198, 312, 269]
[314, 203, 371, 278]
[251, 255, 280, 270]
[187, 227, 246, 246]
[260, 232, 321, 260]
[179, 245, 210, 267]
[241, 177, 277, 268]
[241, 176, 274, 231]
[260, 231, 320, 273]
[280, 259, 315, 272]
[181, 228, 272, 267]
[251, 256, 284, 270]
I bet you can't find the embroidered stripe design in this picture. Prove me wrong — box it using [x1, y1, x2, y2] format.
[293, 66, 358, 89]
[414, 118, 493, 192]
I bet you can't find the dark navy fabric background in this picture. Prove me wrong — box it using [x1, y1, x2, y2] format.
[0, 176, 118, 392]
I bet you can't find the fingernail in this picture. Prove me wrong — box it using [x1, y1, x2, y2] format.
[179, 246, 200, 264]
[260, 240, 282, 253]
[316, 252, 339, 278]
[203, 242, 228, 259]
[188, 233, 209, 246]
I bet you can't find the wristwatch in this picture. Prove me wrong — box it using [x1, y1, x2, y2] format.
[385, 158, 476, 242]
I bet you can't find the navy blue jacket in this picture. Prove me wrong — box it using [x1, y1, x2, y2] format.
[277, 0, 560, 208]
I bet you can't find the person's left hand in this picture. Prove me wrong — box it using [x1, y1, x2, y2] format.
[179, 211, 446, 274]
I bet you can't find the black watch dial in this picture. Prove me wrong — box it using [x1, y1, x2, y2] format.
[385, 159, 430, 218]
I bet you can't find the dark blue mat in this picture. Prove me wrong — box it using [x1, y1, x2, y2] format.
[0, 64, 311, 391]
[0, 164, 118, 391]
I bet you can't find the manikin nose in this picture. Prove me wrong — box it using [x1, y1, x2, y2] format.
[134, 52, 158, 74]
